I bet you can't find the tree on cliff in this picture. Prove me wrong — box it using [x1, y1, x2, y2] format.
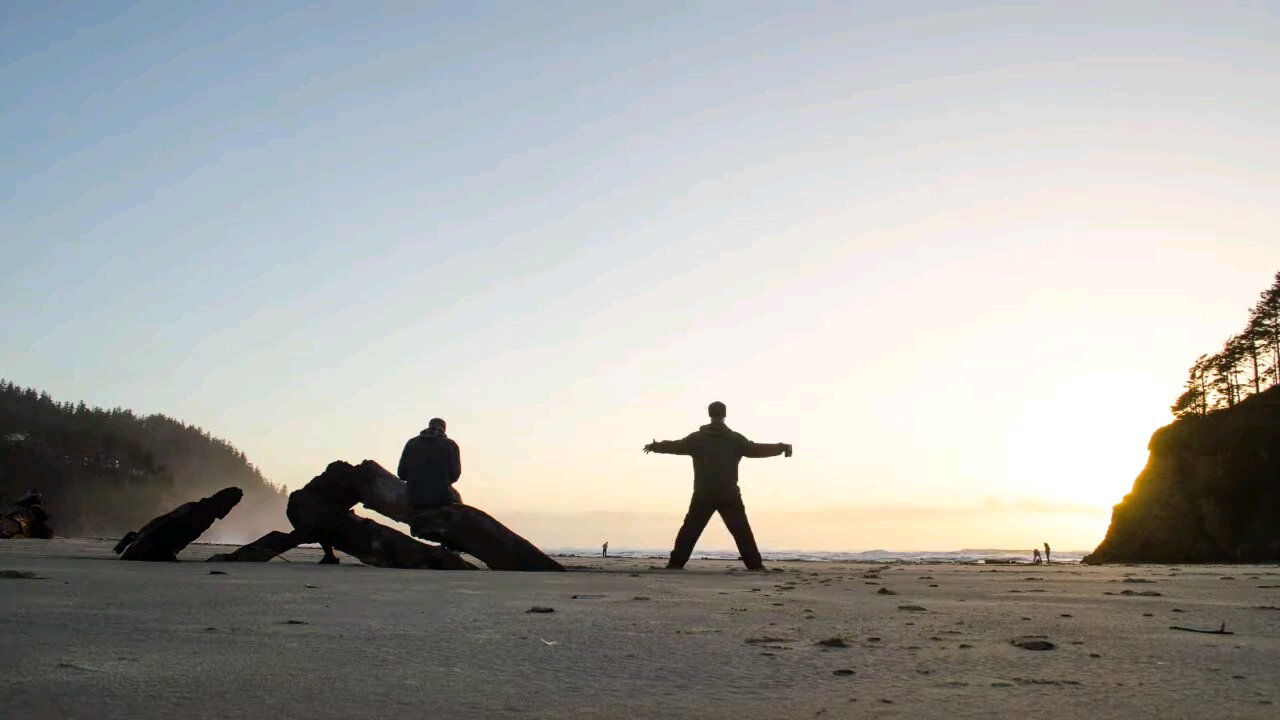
[1252, 271, 1280, 386]
[1171, 355, 1210, 418]
[1172, 270, 1280, 417]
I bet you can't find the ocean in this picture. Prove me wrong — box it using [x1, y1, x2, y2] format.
[549, 548, 1086, 564]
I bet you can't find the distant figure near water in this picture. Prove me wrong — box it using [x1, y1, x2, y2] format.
[1032, 548, 1042, 564]
[399, 418, 462, 509]
[1044, 542, 1052, 564]
[602, 541, 609, 558]
[644, 401, 792, 571]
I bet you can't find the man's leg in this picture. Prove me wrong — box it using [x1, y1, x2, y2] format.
[318, 542, 340, 564]
[717, 495, 764, 570]
[667, 496, 717, 569]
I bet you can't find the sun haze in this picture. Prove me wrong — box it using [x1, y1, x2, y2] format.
[3, 2, 1277, 552]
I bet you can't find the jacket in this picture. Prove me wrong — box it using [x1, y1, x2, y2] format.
[649, 421, 787, 498]
[398, 431, 462, 507]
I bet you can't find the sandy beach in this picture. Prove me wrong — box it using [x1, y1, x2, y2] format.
[2, 539, 1277, 719]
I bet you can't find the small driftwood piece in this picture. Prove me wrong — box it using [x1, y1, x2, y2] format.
[1170, 622, 1233, 635]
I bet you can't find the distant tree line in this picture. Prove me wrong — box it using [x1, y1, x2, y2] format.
[0, 380, 285, 536]
[1172, 271, 1280, 418]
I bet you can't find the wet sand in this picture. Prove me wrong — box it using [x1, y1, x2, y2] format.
[2, 539, 1278, 718]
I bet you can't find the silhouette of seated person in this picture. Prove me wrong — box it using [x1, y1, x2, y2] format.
[399, 418, 462, 509]
[644, 401, 791, 571]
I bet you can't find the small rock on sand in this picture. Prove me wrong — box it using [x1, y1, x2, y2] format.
[0, 570, 43, 579]
[877, 587, 897, 595]
[833, 669, 856, 676]
[527, 606, 555, 614]
[1011, 638, 1056, 651]
[817, 637, 851, 648]
[898, 605, 927, 612]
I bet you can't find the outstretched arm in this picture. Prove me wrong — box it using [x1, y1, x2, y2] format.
[644, 436, 694, 455]
[743, 442, 792, 458]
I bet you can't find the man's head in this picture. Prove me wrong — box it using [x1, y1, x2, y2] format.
[707, 401, 726, 420]
[428, 418, 447, 432]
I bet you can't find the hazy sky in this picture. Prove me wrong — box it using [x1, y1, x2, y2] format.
[3, 2, 1277, 551]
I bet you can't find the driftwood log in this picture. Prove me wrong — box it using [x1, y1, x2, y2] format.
[207, 530, 304, 562]
[0, 491, 53, 539]
[114, 487, 242, 561]
[211, 460, 563, 571]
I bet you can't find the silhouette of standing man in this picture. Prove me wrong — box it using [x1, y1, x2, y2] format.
[644, 401, 791, 571]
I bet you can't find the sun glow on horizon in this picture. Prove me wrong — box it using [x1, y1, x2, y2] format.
[1004, 375, 1167, 513]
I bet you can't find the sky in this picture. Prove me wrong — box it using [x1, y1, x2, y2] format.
[3, 1, 1278, 552]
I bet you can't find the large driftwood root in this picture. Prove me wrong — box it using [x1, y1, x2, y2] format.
[210, 460, 562, 571]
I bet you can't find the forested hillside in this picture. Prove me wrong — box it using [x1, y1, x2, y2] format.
[0, 381, 286, 539]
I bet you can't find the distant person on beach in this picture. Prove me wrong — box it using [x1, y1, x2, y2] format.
[1043, 542, 1051, 564]
[602, 541, 609, 558]
[399, 418, 462, 509]
[644, 401, 792, 571]
[1032, 548, 1042, 564]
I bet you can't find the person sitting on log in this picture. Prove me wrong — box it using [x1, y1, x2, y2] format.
[215, 460, 561, 571]
[398, 418, 462, 509]
[285, 461, 472, 569]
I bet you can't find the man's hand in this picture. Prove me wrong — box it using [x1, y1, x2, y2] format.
[783, 444, 793, 458]
[643, 439, 657, 454]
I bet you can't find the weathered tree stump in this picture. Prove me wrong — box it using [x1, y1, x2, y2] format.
[115, 487, 243, 561]
[0, 491, 53, 539]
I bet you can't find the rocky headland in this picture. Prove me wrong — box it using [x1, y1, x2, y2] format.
[1085, 385, 1280, 563]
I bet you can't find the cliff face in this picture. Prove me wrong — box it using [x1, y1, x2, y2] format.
[1085, 385, 1280, 564]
